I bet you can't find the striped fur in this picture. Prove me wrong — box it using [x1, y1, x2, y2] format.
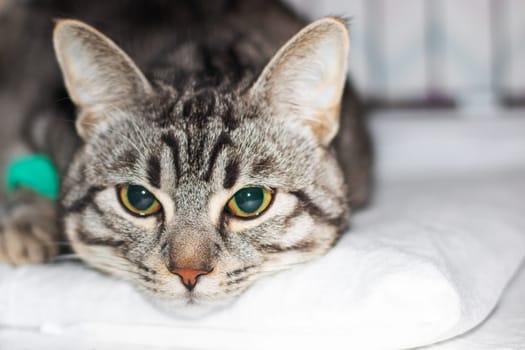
[0, 0, 371, 312]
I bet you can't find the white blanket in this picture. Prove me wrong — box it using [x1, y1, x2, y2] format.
[1, 113, 525, 350]
[424, 259, 525, 349]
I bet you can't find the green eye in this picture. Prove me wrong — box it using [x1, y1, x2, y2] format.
[118, 184, 162, 217]
[226, 187, 273, 219]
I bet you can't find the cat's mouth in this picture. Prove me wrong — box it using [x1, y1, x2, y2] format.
[129, 269, 245, 317]
[143, 289, 236, 318]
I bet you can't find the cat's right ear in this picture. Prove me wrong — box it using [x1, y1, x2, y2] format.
[53, 19, 152, 139]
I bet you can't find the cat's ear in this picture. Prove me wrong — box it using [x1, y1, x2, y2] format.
[53, 19, 152, 139]
[250, 17, 349, 145]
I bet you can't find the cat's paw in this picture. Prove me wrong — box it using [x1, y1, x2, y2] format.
[0, 221, 58, 265]
[0, 190, 59, 265]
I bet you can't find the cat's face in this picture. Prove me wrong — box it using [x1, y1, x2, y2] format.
[55, 17, 350, 312]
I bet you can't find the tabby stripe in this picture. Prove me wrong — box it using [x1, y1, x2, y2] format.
[283, 203, 305, 228]
[252, 157, 275, 173]
[77, 229, 126, 248]
[226, 275, 249, 286]
[155, 222, 166, 244]
[64, 186, 105, 214]
[142, 285, 160, 294]
[223, 159, 239, 189]
[161, 132, 182, 182]
[291, 190, 344, 228]
[157, 100, 177, 128]
[86, 201, 130, 240]
[185, 125, 193, 166]
[224, 284, 247, 295]
[91, 202, 105, 216]
[226, 265, 256, 277]
[137, 262, 157, 275]
[122, 255, 158, 276]
[147, 155, 162, 188]
[88, 203, 145, 244]
[196, 134, 207, 166]
[218, 212, 228, 241]
[98, 215, 132, 240]
[204, 131, 232, 181]
[221, 104, 239, 131]
[160, 241, 169, 255]
[118, 149, 138, 168]
[258, 240, 316, 254]
[142, 275, 155, 283]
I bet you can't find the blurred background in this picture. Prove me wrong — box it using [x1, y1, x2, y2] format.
[286, 0, 525, 113]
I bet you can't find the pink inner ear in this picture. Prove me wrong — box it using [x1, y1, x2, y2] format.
[53, 20, 153, 140]
[54, 20, 152, 108]
[254, 19, 349, 145]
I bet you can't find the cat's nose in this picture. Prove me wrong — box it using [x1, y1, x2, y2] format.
[169, 267, 212, 291]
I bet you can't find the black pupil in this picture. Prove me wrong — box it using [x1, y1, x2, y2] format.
[235, 187, 264, 214]
[127, 185, 155, 211]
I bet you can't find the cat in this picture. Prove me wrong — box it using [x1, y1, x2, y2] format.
[0, 0, 372, 311]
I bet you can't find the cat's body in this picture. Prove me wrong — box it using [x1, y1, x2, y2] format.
[0, 0, 371, 311]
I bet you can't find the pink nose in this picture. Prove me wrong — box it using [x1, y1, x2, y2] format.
[170, 268, 211, 291]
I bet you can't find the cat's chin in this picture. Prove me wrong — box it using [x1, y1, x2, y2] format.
[143, 293, 237, 319]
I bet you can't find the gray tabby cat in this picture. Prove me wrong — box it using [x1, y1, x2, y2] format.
[0, 0, 371, 310]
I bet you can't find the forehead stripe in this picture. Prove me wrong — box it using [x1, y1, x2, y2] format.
[146, 155, 162, 188]
[203, 131, 232, 182]
[161, 132, 182, 184]
[223, 159, 239, 189]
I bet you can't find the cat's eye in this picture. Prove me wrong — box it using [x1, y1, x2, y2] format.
[118, 184, 162, 217]
[226, 187, 273, 219]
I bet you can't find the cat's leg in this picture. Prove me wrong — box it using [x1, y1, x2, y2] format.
[0, 188, 59, 264]
[0, 7, 77, 265]
[0, 106, 79, 265]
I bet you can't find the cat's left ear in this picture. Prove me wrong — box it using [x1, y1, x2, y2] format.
[53, 19, 153, 139]
[249, 17, 349, 145]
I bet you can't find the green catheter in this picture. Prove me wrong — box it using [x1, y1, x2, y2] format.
[4, 155, 59, 200]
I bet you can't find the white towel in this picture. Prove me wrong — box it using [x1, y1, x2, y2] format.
[423, 260, 525, 349]
[1, 113, 524, 350]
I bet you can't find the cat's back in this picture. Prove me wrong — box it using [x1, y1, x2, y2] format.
[2, 0, 305, 91]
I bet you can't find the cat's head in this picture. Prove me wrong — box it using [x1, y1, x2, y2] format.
[54, 17, 350, 313]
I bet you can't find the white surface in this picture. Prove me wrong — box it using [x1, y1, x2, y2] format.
[423, 260, 525, 349]
[1, 113, 524, 350]
[371, 110, 525, 181]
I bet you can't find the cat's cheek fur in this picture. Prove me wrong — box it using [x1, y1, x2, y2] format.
[64, 215, 127, 276]
[260, 221, 339, 269]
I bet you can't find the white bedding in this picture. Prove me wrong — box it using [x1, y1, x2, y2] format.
[1, 112, 525, 350]
[424, 259, 525, 350]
